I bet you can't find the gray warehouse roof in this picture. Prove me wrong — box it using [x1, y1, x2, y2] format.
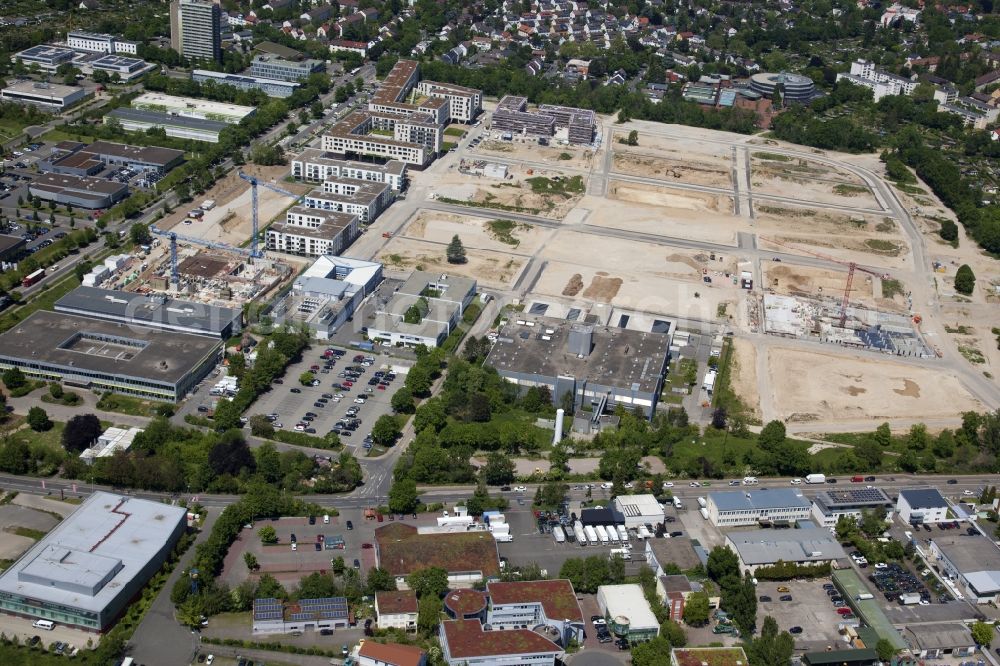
[55, 286, 240, 337]
[900, 488, 948, 509]
[933, 535, 1000, 575]
[726, 527, 846, 565]
[0, 310, 221, 384]
[107, 107, 229, 133]
[710, 489, 810, 512]
[0, 492, 185, 613]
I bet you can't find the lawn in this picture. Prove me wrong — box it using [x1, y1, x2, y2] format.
[444, 127, 466, 137]
[96, 392, 173, 417]
[0, 274, 82, 334]
[2, 419, 66, 453]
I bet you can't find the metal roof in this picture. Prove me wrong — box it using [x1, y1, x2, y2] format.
[55, 286, 239, 336]
[709, 489, 810, 512]
[899, 488, 947, 509]
[726, 527, 846, 565]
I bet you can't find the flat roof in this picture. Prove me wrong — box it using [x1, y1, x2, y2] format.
[672, 648, 749, 666]
[131, 92, 255, 119]
[486, 314, 670, 395]
[443, 588, 487, 616]
[814, 488, 893, 509]
[709, 489, 810, 512]
[83, 140, 183, 167]
[359, 642, 425, 666]
[192, 69, 299, 89]
[487, 579, 583, 622]
[294, 148, 407, 177]
[442, 619, 562, 659]
[0, 234, 26, 254]
[0, 492, 185, 613]
[832, 569, 907, 651]
[903, 623, 974, 650]
[270, 207, 356, 241]
[3, 79, 80, 98]
[301, 255, 382, 286]
[0, 310, 221, 385]
[375, 523, 500, 578]
[597, 584, 659, 630]
[646, 535, 701, 571]
[55, 286, 239, 336]
[614, 494, 664, 518]
[108, 107, 229, 133]
[933, 534, 1000, 575]
[900, 488, 947, 509]
[725, 527, 846, 565]
[30, 173, 127, 202]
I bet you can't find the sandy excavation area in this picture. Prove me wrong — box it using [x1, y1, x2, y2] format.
[767, 347, 982, 423]
[161, 165, 307, 248]
[432, 167, 586, 220]
[472, 138, 596, 171]
[750, 154, 880, 209]
[583, 195, 738, 245]
[611, 152, 732, 189]
[378, 236, 527, 289]
[608, 181, 733, 214]
[611, 130, 734, 163]
[763, 263, 908, 312]
[403, 211, 551, 255]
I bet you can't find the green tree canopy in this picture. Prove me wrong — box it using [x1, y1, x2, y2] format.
[407, 567, 449, 599]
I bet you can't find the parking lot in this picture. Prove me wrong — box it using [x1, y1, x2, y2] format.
[195, 345, 408, 454]
[754, 579, 847, 649]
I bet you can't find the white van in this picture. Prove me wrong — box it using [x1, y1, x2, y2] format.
[33, 619, 55, 630]
[743, 476, 759, 486]
[323, 514, 330, 524]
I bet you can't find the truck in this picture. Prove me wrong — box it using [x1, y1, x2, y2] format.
[595, 525, 610, 545]
[609, 548, 631, 561]
[553, 526, 566, 543]
[805, 474, 827, 484]
[637, 525, 652, 539]
[673, 496, 683, 510]
[490, 522, 510, 536]
[574, 521, 587, 546]
[697, 497, 708, 509]
[616, 525, 629, 543]
[584, 525, 598, 544]
[494, 532, 513, 542]
[898, 593, 921, 605]
[700, 507, 710, 520]
[855, 593, 874, 601]
[21, 268, 44, 287]
[607, 526, 620, 543]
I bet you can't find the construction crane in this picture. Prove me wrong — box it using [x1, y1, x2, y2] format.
[237, 171, 304, 258]
[758, 236, 890, 328]
[150, 225, 251, 285]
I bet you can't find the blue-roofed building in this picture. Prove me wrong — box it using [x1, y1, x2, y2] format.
[252, 597, 350, 634]
[707, 489, 811, 527]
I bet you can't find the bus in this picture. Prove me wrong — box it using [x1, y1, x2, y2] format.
[22, 268, 45, 287]
[349, 67, 361, 76]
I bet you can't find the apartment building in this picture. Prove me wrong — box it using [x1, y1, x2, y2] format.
[171, 0, 222, 63]
[415, 80, 482, 122]
[290, 149, 406, 191]
[265, 207, 359, 257]
[303, 178, 392, 223]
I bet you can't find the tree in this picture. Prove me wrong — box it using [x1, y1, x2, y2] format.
[366, 567, 396, 594]
[417, 593, 442, 635]
[661, 620, 687, 647]
[750, 616, 795, 666]
[971, 621, 994, 647]
[61, 413, 102, 452]
[682, 591, 710, 626]
[248, 414, 275, 439]
[391, 385, 415, 414]
[299, 371, 316, 386]
[407, 567, 449, 599]
[446, 234, 467, 264]
[258, 525, 278, 544]
[212, 398, 242, 432]
[388, 477, 420, 514]
[724, 573, 758, 637]
[208, 432, 255, 476]
[2, 367, 26, 389]
[27, 407, 51, 432]
[711, 407, 727, 430]
[874, 422, 892, 447]
[129, 223, 151, 246]
[907, 423, 928, 450]
[630, 636, 672, 666]
[706, 546, 740, 583]
[243, 552, 259, 571]
[758, 420, 787, 451]
[954, 264, 976, 295]
[875, 638, 896, 662]
[372, 414, 401, 445]
[626, 129, 639, 146]
[256, 574, 286, 599]
[481, 451, 516, 485]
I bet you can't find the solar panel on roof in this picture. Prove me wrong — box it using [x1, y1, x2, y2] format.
[566, 308, 580, 321]
[528, 303, 549, 315]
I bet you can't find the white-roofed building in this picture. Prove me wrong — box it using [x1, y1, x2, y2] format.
[596, 584, 659, 643]
[612, 494, 664, 528]
[0, 492, 186, 630]
[79, 426, 143, 464]
[897, 488, 949, 525]
[724, 527, 847, 573]
[929, 535, 1000, 604]
[277, 255, 382, 339]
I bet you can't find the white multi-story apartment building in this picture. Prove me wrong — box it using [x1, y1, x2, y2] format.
[836, 60, 918, 101]
[303, 178, 392, 223]
[265, 207, 358, 257]
[290, 149, 406, 191]
[415, 80, 482, 123]
[67, 31, 138, 54]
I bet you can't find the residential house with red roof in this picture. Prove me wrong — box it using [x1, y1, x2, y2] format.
[359, 641, 426, 666]
[486, 579, 585, 646]
[439, 619, 565, 666]
[375, 590, 418, 631]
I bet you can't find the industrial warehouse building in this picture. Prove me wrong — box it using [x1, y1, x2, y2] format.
[41, 140, 184, 175]
[596, 584, 659, 643]
[612, 494, 665, 528]
[929, 535, 1000, 604]
[54, 286, 242, 338]
[275, 255, 383, 338]
[0, 492, 186, 631]
[28, 173, 129, 209]
[1, 80, 90, 111]
[291, 149, 407, 190]
[107, 108, 231, 143]
[811, 488, 894, 527]
[367, 271, 477, 348]
[707, 489, 811, 527]
[265, 207, 359, 257]
[0, 311, 222, 402]
[485, 315, 671, 418]
[724, 526, 847, 573]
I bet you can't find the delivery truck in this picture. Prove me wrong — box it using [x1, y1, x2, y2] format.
[899, 593, 921, 605]
[617, 525, 629, 543]
[574, 521, 587, 546]
[607, 526, 620, 543]
[697, 497, 707, 509]
[553, 525, 566, 543]
[805, 473, 827, 484]
[700, 507, 710, 520]
[595, 525, 610, 545]
[584, 525, 598, 544]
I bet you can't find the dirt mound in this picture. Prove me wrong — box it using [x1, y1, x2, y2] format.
[666, 253, 704, 271]
[563, 273, 584, 296]
[582, 275, 623, 301]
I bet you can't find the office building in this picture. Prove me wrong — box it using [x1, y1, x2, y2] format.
[171, 0, 222, 63]
[0, 492, 186, 631]
[131, 92, 256, 124]
[252, 597, 349, 634]
[374, 523, 500, 589]
[0, 311, 221, 402]
[707, 489, 811, 527]
[811, 488, 894, 527]
[28, 173, 129, 209]
[67, 31, 138, 54]
[192, 69, 299, 98]
[595, 584, 659, 643]
[485, 315, 671, 419]
[1, 80, 90, 111]
[367, 271, 477, 348]
[291, 149, 406, 190]
[265, 207, 359, 257]
[82, 53, 154, 81]
[612, 493, 664, 528]
[359, 642, 427, 666]
[929, 535, 1000, 604]
[492, 96, 596, 144]
[897, 488, 949, 525]
[415, 80, 482, 123]
[109, 93, 256, 143]
[41, 140, 184, 175]
[439, 619, 564, 666]
[486, 579, 585, 646]
[55, 286, 242, 338]
[13, 45, 76, 71]
[375, 590, 418, 631]
[107, 108, 229, 143]
[249, 54, 324, 82]
[274, 255, 382, 339]
[749, 71, 818, 103]
[724, 527, 847, 573]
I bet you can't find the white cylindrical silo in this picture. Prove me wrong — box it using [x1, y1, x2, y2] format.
[553, 408, 565, 445]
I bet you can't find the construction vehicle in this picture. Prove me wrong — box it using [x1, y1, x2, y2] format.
[382, 232, 391, 238]
[759, 236, 891, 328]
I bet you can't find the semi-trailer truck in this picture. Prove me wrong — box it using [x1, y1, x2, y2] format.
[595, 525, 610, 545]
[574, 521, 587, 545]
[584, 525, 598, 544]
[805, 474, 827, 484]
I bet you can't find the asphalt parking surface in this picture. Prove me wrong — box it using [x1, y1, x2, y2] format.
[754, 579, 847, 649]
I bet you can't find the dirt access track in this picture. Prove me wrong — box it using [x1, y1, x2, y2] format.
[766, 347, 983, 424]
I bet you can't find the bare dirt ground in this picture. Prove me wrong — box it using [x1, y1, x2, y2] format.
[766, 347, 983, 424]
[611, 152, 732, 189]
[608, 180, 733, 213]
[763, 263, 908, 312]
[472, 137, 595, 171]
[729, 337, 761, 420]
[431, 166, 585, 220]
[611, 130, 733, 164]
[750, 154, 880, 209]
[582, 194, 738, 245]
[161, 165, 308, 248]
[403, 211, 551, 255]
[378, 236, 527, 289]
